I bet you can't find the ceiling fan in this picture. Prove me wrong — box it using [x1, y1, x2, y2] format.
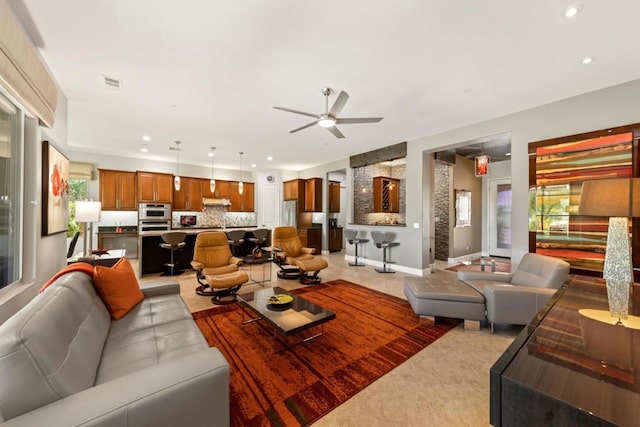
[273, 87, 383, 139]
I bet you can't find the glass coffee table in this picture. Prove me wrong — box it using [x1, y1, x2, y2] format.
[237, 286, 336, 351]
[241, 251, 273, 285]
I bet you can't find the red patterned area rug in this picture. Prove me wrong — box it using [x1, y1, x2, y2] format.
[193, 279, 459, 426]
[445, 258, 511, 273]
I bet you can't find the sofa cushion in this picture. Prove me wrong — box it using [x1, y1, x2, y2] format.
[0, 272, 110, 420]
[511, 253, 570, 289]
[93, 257, 144, 319]
[95, 292, 208, 384]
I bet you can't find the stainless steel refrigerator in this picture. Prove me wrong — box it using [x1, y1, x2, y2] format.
[282, 200, 297, 227]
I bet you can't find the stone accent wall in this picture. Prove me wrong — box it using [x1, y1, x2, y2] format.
[172, 207, 256, 228]
[434, 161, 450, 260]
[353, 163, 406, 225]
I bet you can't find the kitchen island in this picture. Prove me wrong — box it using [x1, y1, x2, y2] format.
[137, 227, 259, 277]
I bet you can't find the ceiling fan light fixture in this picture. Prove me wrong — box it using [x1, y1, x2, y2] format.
[318, 116, 336, 128]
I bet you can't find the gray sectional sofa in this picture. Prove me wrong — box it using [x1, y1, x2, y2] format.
[404, 253, 570, 331]
[0, 271, 229, 426]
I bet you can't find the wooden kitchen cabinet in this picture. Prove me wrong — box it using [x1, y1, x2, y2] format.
[298, 227, 321, 254]
[137, 171, 173, 203]
[304, 178, 322, 212]
[229, 181, 254, 212]
[99, 169, 137, 210]
[283, 179, 305, 202]
[373, 176, 400, 213]
[173, 177, 203, 211]
[328, 227, 343, 252]
[214, 180, 231, 198]
[329, 180, 341, 213]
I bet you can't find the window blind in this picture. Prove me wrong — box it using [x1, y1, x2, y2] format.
[69, 162, 94, 180]
[0, 1, 58, 128]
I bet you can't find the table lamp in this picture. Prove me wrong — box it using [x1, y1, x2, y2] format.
[75, 201, 102, 257]
[579, 178, 640, 323]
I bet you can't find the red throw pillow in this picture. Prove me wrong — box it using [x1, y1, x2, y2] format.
[93, 257, 144, 320]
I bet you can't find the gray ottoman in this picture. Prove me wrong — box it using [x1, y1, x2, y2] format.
[404, 274, 486, 331]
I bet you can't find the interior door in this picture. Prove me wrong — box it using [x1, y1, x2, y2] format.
[260, 183, 279, 229]
[489, 178, 512, 258]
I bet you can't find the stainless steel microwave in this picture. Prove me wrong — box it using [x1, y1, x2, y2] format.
[138, 203, 171, 221]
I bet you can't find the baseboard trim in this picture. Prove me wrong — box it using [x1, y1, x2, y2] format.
[344, 255, 423, 276]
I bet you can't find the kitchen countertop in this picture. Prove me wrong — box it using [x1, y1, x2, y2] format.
[350, 223, 407, 227]
[138, 227, 258, 237]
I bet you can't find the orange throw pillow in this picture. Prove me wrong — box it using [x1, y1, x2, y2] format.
[93, 257, 144, 320]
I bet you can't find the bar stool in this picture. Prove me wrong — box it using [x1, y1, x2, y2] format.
[247, 228, 270, 256]
[371, 231, 400, 274]
[344, 229, 369, 267]
[160, 231, 187, 276]
[225, 230, 246, 257]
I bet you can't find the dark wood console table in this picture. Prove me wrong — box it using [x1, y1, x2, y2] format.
[491, 275, 640, 426]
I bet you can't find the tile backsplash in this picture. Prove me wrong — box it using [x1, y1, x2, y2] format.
[172, 206, 257, 228]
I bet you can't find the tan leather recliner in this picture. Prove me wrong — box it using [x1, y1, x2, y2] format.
[191, 231, 248, 303]
[272, 226, 328, 284]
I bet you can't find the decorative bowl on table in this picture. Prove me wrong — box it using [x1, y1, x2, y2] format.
[267, 294, 293, 309]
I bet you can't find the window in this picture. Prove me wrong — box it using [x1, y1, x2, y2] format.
[68, 177, 88, 238]
[0, 92, 22, 289]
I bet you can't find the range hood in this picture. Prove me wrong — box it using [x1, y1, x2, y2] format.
[202, 197, 231, 206]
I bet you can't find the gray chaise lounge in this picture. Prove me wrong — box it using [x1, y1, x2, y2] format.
[404, 253, 570, 331]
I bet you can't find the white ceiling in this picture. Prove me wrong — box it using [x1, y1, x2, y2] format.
[11, 0, 640, 171]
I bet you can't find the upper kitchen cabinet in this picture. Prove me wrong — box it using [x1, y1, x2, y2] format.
[329, 180, 341, 213]
[99, 169, 137, 210]
[283, 179, 305, 202]
[373, 176, 400, 213]
[214, 180, 231, 198]
[173, 177, 203, 211]
[304, 178, 322, 212]
[229, 181, 254, 212]
[137, 171, 173, 203]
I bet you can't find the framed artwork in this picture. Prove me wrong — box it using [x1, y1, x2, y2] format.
[42, 140, 69, 235]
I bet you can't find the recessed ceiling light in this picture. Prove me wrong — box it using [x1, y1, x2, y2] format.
[267, 156, 273, 161]
[564, 4, 583, 18]
[505, 152, 511, 157]
[251, 163, 257, 168]
[141, 144, 149, 153]
[142, 135, 151, 141]
[581, 57, 593, 64]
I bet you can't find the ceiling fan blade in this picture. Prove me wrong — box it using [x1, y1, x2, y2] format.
[335, 117, 384, 124]
[290, 120, 319, 133]
[274, 106, 319, 119]
[326, 126, 345, 139]
[328, 91, 349, 116]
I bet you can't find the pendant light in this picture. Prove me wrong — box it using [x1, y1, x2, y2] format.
[209, 147, 216, 193]
[238, 151, 244, 195]
[172, 140, 182, 190]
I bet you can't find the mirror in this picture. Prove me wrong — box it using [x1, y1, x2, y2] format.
[455, 189, 471, 227]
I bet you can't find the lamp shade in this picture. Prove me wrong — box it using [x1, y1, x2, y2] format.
[75, 201, 101, 222]
[579, 178, 640, 217]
